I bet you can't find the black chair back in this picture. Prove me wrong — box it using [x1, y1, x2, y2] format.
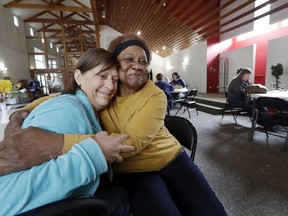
[256, 97, 288, 110]
[253, 96, 288, 150]
[221, 90, 248, 124]
[175, 89, 198, 118]
[186, 89, 198, 99]
[17, 196, 108, 216]
[164, 115, 197, 160]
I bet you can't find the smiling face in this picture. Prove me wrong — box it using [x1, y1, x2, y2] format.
[75, 64, 118, 112]
[117, 45, 149, 96]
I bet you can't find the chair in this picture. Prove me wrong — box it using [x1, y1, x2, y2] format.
[164, 115, 198, 160]
[165, 92, 173, 116]
[252, 96, 288, 150]
[221, 91, 249, 124]
[221, 91, 239, 123]
[175, 89, 198, 118]
[17, 196, 108, 216]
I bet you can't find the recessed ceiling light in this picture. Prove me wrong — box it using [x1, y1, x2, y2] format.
[137, 31, 141, 35]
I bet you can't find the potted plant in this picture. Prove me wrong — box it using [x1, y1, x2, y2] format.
[271, 63, 283, 90]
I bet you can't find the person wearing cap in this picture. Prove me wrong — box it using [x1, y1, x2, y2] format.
[1, 34, 227, 216]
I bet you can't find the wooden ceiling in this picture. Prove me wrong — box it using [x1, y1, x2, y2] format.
[2, 0, 288, 57]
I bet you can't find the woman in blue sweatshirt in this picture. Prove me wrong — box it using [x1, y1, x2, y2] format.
[0, 48, 133, 216]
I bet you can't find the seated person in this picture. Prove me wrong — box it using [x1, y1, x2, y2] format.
[0, 48, 133, 216]
[171, 72, 186, 88]
[0, 34, 227, 216]
[227, 68, 253, 116]
[171, 72, 187, 100]
[155, 73, 175, 109]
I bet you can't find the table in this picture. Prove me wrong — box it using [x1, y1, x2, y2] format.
[250, 90, 288, 100]
[249, 90, 288, 137]
[171, 88, 189, 102]
[171, 88, 188, 94]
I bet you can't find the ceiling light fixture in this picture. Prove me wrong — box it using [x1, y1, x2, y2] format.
[101, 10, 106, 18]
[137, 31, 141, 35]
[0, 63, 7, 72]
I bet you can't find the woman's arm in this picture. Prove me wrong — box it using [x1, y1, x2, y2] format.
[0, 111, 134, 176]
[1, 138, 107, 215]
[168, 83, 175, 91]
[1, 110, 64, 176]
[180, 78, 186, 87]
[101, 90, 167, 158]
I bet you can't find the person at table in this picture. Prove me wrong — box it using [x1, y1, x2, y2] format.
[155, 73, 174, 109]
[171, 72, 186, 88]
[0, 48, 133, 216]
[227, 68, 253, 116]
[0, 34, 227, 216]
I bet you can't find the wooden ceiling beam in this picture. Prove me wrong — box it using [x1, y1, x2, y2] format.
[176, 0, 205, 21]
[119, 0, 134, 32]
[204, 2, 288, 41]
[127, 0, 154, 34]
[24, 18, 94, 25]
[196, 0, 279, 40]
[39, 28, 95, 33]
[89, 0, 100, 47]
[142, 0, 186, 47]
[4, 2, 92, 12]
[187, 0, 256, 32]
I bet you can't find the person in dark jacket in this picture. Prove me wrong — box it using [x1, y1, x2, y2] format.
[171, 72, 186, 88]
[155, 73, 175, 109]
[227, 68, 252, 115]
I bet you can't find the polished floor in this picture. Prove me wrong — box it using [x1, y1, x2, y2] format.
[170, 108, 288, 216]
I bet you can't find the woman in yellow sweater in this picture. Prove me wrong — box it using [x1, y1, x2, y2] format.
[1, 34, 227, 216]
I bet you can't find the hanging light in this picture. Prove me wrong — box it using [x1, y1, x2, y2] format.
[101, 10, 106, 18]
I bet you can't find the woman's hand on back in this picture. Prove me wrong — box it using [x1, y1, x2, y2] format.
[0, 111, 64, 176]
[94, 131, 134, 164]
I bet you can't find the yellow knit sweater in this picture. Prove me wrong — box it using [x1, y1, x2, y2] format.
[22, 81, 181, 173]
[100, 80, 181, 173]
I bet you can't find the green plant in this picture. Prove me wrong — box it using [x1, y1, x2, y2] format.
[271, 63, 283, 89]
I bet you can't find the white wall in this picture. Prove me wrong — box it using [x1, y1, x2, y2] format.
[0, 4, 30, 82]
[99, 25, 122, 50]
[164, 41, 207, 93]
[266, 36, 288, 89]
[219, 45, 256, 85]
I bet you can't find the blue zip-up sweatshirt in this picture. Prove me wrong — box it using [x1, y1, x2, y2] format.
[0, 90, 107, 216]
